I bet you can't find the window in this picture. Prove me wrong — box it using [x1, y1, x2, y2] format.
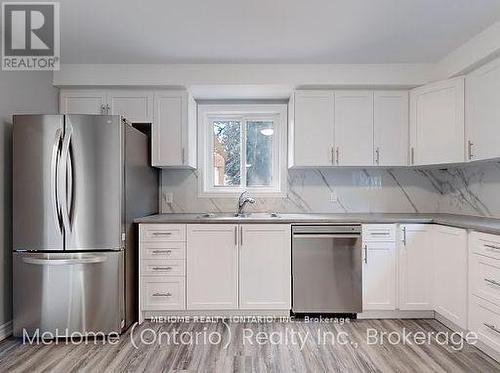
[198, 104, 287, 196]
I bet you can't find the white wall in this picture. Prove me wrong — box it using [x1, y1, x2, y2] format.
[0, 71, 58, 326]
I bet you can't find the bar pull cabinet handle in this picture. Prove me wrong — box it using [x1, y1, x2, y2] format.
[364, 244, 368, 264]
[402, 227, 407, 246]
[152, 250, 172, 254]
[240, 226, 243, 246]
[468, 140, 474, 160]
[234, 226, 237, 246]
[330, 147, 335, 165]
[152, 266, 172, 271]
[153, 292, 172, 297]
[484, 244, 500, 252]
[336, 147, 340, 165]
[181, 148, 185, 165]
[483, 323, 500, 335]
[370, 232, 389, 236]
[410, 147, 415, 165]
[153, 232, 172, 236]
[485, 278, 500, 287]
[375, 147, 380, 165]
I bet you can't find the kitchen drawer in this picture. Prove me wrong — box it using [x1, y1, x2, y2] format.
[469, 296, 500, 354]
[471, 231, 500, 260]
[142, 276, 185, 310]
[141, 259, 185, 276]
[141, 242, 185, 260]
[471, 254, 500, 306]
[362, 224, 396, 242]
[141, 224, 186, 242]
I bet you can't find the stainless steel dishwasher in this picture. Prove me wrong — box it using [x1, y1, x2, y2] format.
[292, 225, 362, 314]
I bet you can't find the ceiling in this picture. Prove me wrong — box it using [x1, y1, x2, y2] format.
[59, 0, 500, 64]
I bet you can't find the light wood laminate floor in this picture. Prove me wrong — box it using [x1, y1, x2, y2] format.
[0, 319, 498, 372]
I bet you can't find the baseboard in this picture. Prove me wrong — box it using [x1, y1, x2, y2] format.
[358, 310, 435, 319]
[475, 340, 500, 363]
[434, 312, 467, 333]
[0, 321, 12, 341]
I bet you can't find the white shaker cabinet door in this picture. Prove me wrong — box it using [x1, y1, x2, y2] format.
[187, 224, 238, 309]
[239, 224, 291, 310]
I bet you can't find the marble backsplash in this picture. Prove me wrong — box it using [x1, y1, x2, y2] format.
[160, 162, 500, 218]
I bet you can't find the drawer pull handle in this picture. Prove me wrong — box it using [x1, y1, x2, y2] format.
[152, 250, 172, 254]
[152, 266, 172, 271]
[370, 232, 389, 236]
[485, 279, 500, 287]
[484, 244, 500, 251]
[152, 232, 172, 236]
[152, 292, 172, 297]
[484, 323, 500, 334]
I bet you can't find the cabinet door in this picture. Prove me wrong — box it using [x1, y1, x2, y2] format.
[107, 90, 153, 123]
[59, 89, 106, 114]
[334, 91, 374, 166]
[433, 225, 467, 328]
[466, 57, 500, 161]
[239, 224, 291, 310]
[291, 90, 334, 167]
[374, 91, 409, 166]
[187, 224, 238, 309]
[409, 77, 465, 165]
[153, 91, 196, 168]
[362, 241, 397, 311]
[399, 224, 433, 310]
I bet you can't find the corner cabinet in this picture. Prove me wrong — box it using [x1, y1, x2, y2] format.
[466, 56, 500, 162]
[409, 77, 465, 166]
[152, 91, 196, 168]
[433, 225, 467, 329]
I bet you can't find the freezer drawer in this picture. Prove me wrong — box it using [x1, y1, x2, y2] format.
[13, 251, 124, 337]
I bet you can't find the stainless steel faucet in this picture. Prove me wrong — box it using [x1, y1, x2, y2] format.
[237, 191, 256, 216]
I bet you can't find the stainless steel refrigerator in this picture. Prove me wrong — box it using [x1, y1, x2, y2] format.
[12, 114, 158, 337]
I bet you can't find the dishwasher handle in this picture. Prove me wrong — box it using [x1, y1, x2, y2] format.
[293, 234, 361, 239]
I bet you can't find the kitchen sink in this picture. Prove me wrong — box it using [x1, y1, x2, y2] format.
[196, 212, 280, 220]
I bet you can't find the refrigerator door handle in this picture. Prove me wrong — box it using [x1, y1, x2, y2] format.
[59, 124, 73, 232]
[51, 129, 63, 234]
[22, 254, 107, 266]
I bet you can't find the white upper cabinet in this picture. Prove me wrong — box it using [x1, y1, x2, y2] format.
[433, 225, 467, 329]
[334, 91, 374, 166]
[106, 90, 153, 123]
[409, 77, 465, 166]
[239, 224, 291, 310]
[374, 91, 409, 166]
[399, 224, 433, 310]
[466, 57, 500, 162]
[152, 91, 196, 168]
[290, 90, 335, 167]
[59, 89, 107, 115]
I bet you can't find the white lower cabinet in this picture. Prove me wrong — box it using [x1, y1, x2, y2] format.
[142, 276, 186, 311]
[187, 224, 239, 310]
[362, 241, 397, 311]
[433, 225, 467, 329]
[399, 224, 433, 310]
[361, 224, 397, 311]
[239, 224, 291, 310]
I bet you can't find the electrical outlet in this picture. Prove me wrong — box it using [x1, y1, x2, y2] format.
[164, 192, 173, 204]
[329, 191, 338, 202]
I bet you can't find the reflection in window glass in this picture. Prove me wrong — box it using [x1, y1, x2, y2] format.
[246, 121, 273, 186]
[213, 120, 241, 186]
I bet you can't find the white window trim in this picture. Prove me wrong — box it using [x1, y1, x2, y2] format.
[197, 104, 287, 198]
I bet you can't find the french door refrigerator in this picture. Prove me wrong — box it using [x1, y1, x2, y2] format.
[12, 114, 158, 337]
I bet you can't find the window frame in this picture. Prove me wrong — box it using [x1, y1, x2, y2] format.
[198, 104, 287, 198]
